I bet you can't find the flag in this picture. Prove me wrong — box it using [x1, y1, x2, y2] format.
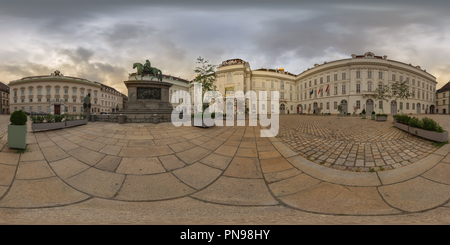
[325, 85, 329, 92]
[310, 89, 314, 96]
[318, 87, 322, 94]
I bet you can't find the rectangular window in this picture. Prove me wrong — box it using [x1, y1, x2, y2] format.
[342, 85, 346, 94]
[47, 88, 50, 94]
[281, 81, 285, 90]
[29, 106, 33, 112]
[406, 103, 409, 110]
[47, 98, 50, 102]
[379, 72, 383, 79]
[392, 74, 396, 81]
[73, 99, 76, 103]
[47, 106, 50, 112]
[356, 70, 360, 78]
[38, 106, 41, 112]
[342, 73, 346, 80]
[73, 107, 76, 112]
[320, 77, 323, 84]
[65, 88, 68, 95]
[56, 88, 59, 95]
[29, 88, 33, 95]
[356, 84, 361, 93]
[29, 99, 32, 102]
[367, 70, 372, 78]
[334, 86, 338, 95]
[38, 88, 41, 95]
[334, 74, 338, 81]
[21, 89, 24, 96]
[326, 102, 329, 109]
[14, 91, 17, 97]
[271, 82, 274, 89]
[73, 89, 76, 95]
[399, 76, 403, 83]
[356, 100, 360, 109]
[38, 98, 41, 102]
[368, 83, 372, 92]
[81, 90, 84, 96]
[327, 76, 330, 83]
[334, 102, 337, 109]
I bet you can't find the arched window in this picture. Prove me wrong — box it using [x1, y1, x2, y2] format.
[227, 74, 232, 84]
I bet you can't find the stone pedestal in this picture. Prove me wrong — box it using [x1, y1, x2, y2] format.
[118, 114, 125, 124]
[115, 78, 174, 122]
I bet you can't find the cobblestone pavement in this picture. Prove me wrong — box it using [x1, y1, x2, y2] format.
[0, 118, 450, 225]
[276, 114, 449, 172]
[0, 115, 10, 139]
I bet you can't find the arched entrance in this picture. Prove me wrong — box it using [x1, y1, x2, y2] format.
[366, 99, 374, 115]
[280, 104, 285, 114]
[297, 104, 303, 114]
[390, 101, 397, 115]
[417, 103, 421, 114]
[340, 100, 348, 114]
[226, 102, 234, 115]
[430, 105, 435, 114]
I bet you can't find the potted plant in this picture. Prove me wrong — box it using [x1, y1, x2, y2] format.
[406, 116, 448, 142]
[8, 110, 28, 149]
[376, 113, 388, 121]
[361, 109, 366, 119]
[66, 113, 88, 127]
[32, 114, 66, 131]
[371, 111, 376, 120]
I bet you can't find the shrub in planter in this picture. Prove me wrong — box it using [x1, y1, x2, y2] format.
[8, 110, 28, 149]
[45, 114, 55, 123]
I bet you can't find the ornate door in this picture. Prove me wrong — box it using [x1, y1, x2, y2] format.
[280, 104, 285, 114]
[54, 105, 60, 115]
[390, 101, 397, 115]
[341, 100, 348, 114]
[366, 99, 373, 115]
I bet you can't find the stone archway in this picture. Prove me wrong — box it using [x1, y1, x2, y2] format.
[280, 104, 285, 114]
[297, 104, 303, 114]
[430, 105, 435, 114]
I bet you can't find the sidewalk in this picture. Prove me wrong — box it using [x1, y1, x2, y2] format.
[0, 121, 450, 224]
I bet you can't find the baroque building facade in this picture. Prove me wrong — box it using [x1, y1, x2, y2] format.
[213, 52, 437, 115]
[8, 71, 126, 115]
[436, 81, 450, 114]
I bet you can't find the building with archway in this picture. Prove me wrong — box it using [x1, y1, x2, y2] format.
[213, 52, 437, 115]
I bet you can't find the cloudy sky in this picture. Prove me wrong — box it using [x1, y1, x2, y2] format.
[1, 0, 450, 94]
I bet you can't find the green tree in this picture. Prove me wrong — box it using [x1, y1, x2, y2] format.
[373, 84, 392, 114]
[191, 57, 218, 113]
[391, 81, 411, 114]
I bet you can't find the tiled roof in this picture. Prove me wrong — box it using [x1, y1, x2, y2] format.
[437, 81, 450, 93]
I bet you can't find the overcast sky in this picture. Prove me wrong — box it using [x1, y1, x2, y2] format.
[1, 0, 450, 93]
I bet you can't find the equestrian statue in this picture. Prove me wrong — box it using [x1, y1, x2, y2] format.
[132, 60, 163, 81]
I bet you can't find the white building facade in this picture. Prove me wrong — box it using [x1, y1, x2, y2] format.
[213, 52, 437, 115]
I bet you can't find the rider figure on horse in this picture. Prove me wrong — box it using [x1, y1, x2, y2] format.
[144, 60, 151, 71]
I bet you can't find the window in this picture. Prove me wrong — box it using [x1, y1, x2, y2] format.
[38, 98, 41, 102]
[367, 70, 372, 78]
[356, 100, 360, 109]
[356, 70, 361, 78]
[334, 102, 337, 109]
[281, 81, 285, 90]
[65, 88, 68, 95]
[38, 106, 41, 112]
[14, 100, 17, 103]
[47, 106, 50, 112]
[73, 89, 76, 95]
[73, 107, 77, 112]
[55, 88, 59, 95]
[29, 98, 32, 102]
[21, 89, 24, 96]
[400, 102, 403, 110]
[65, 98, 68, 102]
[326, 102, 329, 109]
[368, 83, 372, 92]
[399, 76, 403, 83]
[379, 84, 383, 90]
[280, 92, 284, 99]
[290, 94, 292, 100]
[406, 77, 409, 84]
[38, 88, 41, 95]
[29, 106, 33, 112]
[392, 74, 396, 81]
[21, 99, 24, 103]
[334, 86, 338, 95]
[334, 74, 338, 81]
[327, 76, 330, 83]
[379, 72, 383, 79]
[227, 74, 232, 84]
[271, 82, 274, 89]
[73, 99, 76, 103]
[29, 88, 33, 95]
[406, 103, 409, 110]
[356, 84, 361, 93]
[14, 91, 17, 97]
[308, 81, 311, 87]
[262, 82, 265, 88]
[47, 98, 50, 102]
[320, 77, 323, 84]
[81, 90, 84, 96]
[314, 79, 317, 86]
[342, 85, 346, 94]
[342, 73, 346, 80]
[290, 85, 293, 91]
[47, 88, 51, 94]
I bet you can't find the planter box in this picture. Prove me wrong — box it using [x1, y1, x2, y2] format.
[394, 121, 409, 132]
[352, 114, 359, 117]
[65, 118, 88, 127]
[376, 116, 387, 121]
[361, 114, 366, 119]
[408, 126, 449, 143]
[7, 124, 27, 149]
[371, 114, 375, 120]
[31, 121, 66, 131]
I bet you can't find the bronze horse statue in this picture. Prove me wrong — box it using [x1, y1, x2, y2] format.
[133, 62, 163, 81]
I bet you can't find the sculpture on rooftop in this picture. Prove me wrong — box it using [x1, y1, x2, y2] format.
[132, 60, 163, 81]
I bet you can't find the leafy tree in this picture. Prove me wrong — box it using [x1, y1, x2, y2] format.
[373, 84, 392, 114]
[391, 81, 411, 114]
[191, 57, 218, 113]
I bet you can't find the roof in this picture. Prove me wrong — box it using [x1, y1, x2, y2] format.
[437, 81, 450, 93]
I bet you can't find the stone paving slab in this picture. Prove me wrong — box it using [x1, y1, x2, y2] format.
[0, 116, 449, 223]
